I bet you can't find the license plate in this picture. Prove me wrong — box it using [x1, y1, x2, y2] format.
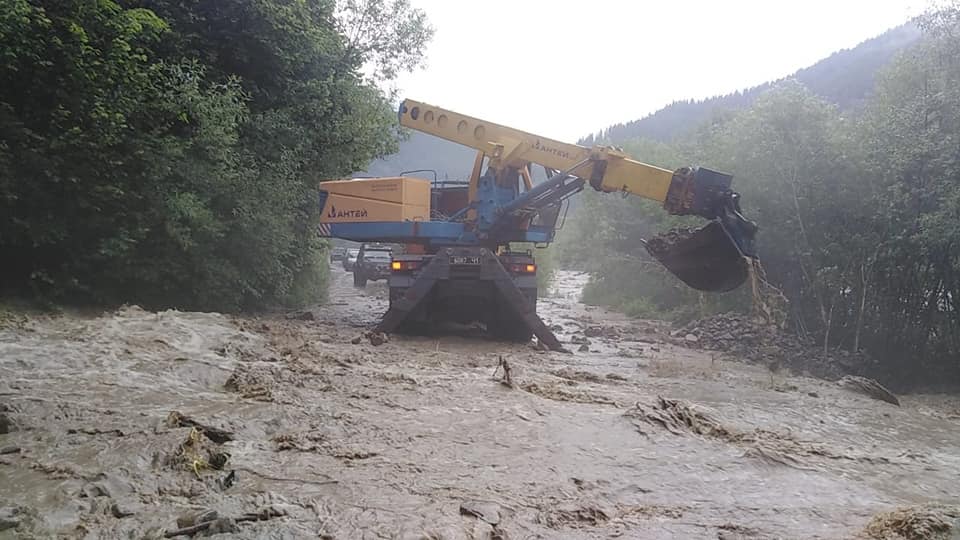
[450, 256, 480, 265]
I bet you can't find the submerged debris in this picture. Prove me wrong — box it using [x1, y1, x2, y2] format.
[0, 403, 18, 434]
[351, 330, 389, 346]
[537, 501, 684, 530]
[585, 326, 619, 339]
[0, 506, 22, 532]
[862, 504, 960, 540]
[285, 310, 315, 321]
[164, 412, 232, 477]
[176, 509, 218, 529]
[522, 382, 618, 406]
[166, 427, 231, 477]
[165, 411, 234, 444]
[224, 364, 275, 401]
[165, 506, 286, 538]
[538, 502, 612, 528]
[273, 432, 324, 452]
[350, 330, 390, 347]
[624, 397, 728, 437]
[493, 356, 514, 388]
[624, 396, 893, 470]
[459, 500, 502, 525]
[366, 331, 388, 346]
[0, 413, 15, 435]
[552, 367, 603, 384]
[838, 375, 900, 406]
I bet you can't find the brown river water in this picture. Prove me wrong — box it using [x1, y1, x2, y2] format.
[1, 269, 958, 539]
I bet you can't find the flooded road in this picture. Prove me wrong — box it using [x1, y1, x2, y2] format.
[1, 268, 958, 538]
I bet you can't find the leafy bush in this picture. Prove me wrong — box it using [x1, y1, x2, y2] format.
[0, 0, 431, 311]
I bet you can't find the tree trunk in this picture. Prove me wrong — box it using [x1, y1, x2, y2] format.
[853, 262, 870, 352]
[823, 293, 837, 356]
[788, 173, 829, 334]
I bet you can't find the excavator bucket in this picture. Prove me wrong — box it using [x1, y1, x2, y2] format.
[645, 223, 749, 293]
[653, 167, 759, 292]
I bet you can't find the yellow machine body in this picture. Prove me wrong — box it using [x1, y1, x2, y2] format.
[318, 177, 431, 224]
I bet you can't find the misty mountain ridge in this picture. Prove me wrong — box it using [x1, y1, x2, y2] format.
[360, 21, 921, 180]
[582, 22, 921, 145]
[359, 130, 477, 181]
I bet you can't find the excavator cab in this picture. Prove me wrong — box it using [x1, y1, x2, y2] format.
[645, 167, 758, 293]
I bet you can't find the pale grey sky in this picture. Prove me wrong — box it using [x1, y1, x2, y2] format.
[394, 0, 931, 141]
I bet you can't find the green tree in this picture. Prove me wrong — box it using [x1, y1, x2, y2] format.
[1, 0, 432, 311]
[849, 4, 960, 383]
[695, 83, 876, 350]
[563, 3, 960, 388]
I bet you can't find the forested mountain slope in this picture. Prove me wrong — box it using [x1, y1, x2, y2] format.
[582, 22, 921, 145]
[560, 10, 960, 389]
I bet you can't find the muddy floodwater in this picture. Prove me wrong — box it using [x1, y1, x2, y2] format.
[1, 269, 959, 539]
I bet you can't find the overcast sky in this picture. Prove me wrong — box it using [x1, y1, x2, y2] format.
[393, 0, 932, 141]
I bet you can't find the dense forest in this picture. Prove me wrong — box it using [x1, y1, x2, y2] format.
[559, 6, 960, 388]
[0, 0, 431, 311]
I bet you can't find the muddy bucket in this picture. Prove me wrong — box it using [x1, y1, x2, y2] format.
[645, 222, 749, 293]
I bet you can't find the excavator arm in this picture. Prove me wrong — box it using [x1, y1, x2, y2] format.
[398, 99, 758, 292]
[399, 99, 673, 201]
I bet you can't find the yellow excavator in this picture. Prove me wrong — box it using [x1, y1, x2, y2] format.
[318, 99, 758, 350]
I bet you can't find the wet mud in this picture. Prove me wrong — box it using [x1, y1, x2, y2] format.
[1, 270, 959, 538]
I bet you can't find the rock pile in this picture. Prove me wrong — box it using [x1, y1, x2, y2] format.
[584, 326, 619, 339]
[676, 313, 873, 381]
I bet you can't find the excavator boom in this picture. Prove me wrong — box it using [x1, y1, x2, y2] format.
[399, 99, 676, 202]
[398, 99, 758, 291]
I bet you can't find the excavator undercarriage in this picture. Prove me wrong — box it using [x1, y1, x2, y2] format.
[381, 247, 559, 347]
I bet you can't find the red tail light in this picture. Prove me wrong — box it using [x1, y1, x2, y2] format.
[391, 261, 421, 272]
[508, 263, 536, 274]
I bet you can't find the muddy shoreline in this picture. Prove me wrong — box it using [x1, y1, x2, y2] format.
[1, 269, 958, 538]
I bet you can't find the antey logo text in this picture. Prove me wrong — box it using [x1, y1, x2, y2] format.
[327, 205, 369, 219]
[532, 139, 571, 159]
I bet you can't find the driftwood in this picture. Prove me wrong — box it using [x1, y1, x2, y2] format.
[492, 356, 513, 388]
[624, 397, 728, 437]
[837, 376, 900, 406]
[165, 411, 235, 443]
[165, 508, 286, 538]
